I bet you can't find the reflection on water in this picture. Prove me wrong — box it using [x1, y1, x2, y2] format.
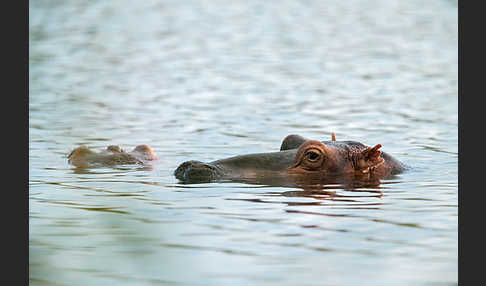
[30, 0, 457, 285]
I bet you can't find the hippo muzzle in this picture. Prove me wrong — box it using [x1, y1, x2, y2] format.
[174, 160, 224, 182]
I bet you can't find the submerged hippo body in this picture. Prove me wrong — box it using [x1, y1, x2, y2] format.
[175, 134, 407, 184]
[68, 144, 158, 168]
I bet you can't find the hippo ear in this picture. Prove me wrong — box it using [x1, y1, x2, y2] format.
[280, 134, 309, 151]
[362, 144, 383, 162]
[356, 144, 385, 173]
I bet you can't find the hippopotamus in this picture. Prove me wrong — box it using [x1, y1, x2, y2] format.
[174, 133, 407, 185]
[68, 144, 158, 168]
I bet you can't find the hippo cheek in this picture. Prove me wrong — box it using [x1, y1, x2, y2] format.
[286, 166, 320, 177]
[286, 165, 344, 180]
[174, 160, 222, 182]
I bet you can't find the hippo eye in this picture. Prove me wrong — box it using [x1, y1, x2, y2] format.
[305, 151, 321, 162]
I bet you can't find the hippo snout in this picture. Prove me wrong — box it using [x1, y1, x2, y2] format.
[174, 160, 223, 182]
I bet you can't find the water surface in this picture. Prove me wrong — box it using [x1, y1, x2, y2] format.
[29, 0, 458, 285]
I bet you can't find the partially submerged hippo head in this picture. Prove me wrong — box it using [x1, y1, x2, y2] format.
[68, 144, 158, 168]
[175, 134, 406, 184]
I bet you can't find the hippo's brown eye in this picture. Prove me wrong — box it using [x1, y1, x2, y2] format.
[290, 141, 328, 171]
[305, 151, 321, 162]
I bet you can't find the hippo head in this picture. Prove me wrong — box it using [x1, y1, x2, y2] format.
[287, 140, 385, 177]
[174, 139, 386, 184]
[68, 144, 158, 168]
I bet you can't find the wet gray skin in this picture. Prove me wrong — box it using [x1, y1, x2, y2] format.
[174, 134, 407, 184]
[174, 149, 299, 183]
